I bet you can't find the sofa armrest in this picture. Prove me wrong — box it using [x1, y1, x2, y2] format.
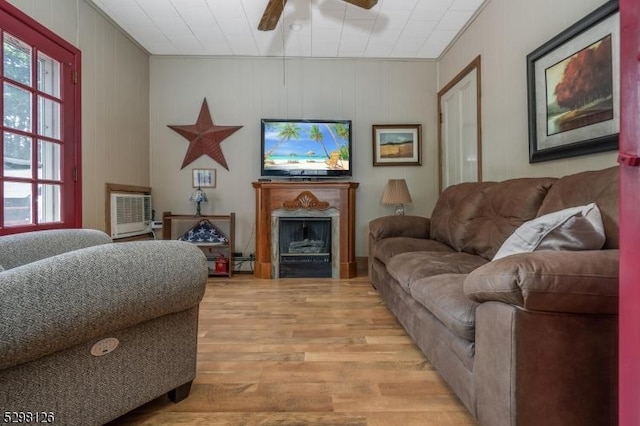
[0, 240, 208, 370]
[369, 215, 430, 242]
[0, 229, 112, 271]
[463, 250, 618, 315]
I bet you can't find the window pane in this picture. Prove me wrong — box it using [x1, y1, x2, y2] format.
[37, 52, 60, 98]
[38, 140, 60, 180]
[3, 82, 31, 131]
[3, 132, 32, 178]
[4, 181, 32, 226]
[3, 33, 31, 86]
[0, 4, 79, 233]
[38, 96, 60, 138]
[37, 183, 60, 223]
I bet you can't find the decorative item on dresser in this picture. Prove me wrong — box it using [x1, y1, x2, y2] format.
[162, 212, 235, 277]
[381, 179, 412, 215]
[189, 187, 208, 217]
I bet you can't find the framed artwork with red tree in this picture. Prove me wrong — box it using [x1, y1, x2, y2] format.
[526, 1, 619, 163]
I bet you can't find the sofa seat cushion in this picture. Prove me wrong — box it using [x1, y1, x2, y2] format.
[410, 273, 478, 342]
[372, 237, 454, 265]
[386, 251, 488, 293]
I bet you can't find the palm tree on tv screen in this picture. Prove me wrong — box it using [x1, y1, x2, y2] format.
[325, 123, 350, 160]
[309, 124, 330, 159]
[334, 123, 350, 160]
[265, 122, 302, 159]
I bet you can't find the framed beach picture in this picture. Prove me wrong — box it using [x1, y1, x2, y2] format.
[526, 1, 619, 163]
[192, 168, 216, 188]
[372, 124, 422, 166]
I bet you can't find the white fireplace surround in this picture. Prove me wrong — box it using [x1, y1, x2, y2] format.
[271, 207, 340, 278]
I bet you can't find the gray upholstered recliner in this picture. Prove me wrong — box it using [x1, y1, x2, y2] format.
[0, 229, 208, 425]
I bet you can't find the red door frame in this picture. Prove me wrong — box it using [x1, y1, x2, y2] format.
[0, 2, 82, 233]
[618, 0, 639, 424]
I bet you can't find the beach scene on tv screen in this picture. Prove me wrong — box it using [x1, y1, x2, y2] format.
[263, 121, 350, 171]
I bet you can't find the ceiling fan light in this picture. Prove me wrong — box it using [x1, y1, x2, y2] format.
[289, 23, 302, 31]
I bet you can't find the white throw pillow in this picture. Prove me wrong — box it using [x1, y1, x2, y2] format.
[493, 203, 606, 260]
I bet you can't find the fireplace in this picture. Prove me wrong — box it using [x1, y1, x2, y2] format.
[278, 217, 331, 278]
[253, 181, 359, 279]
[271, 207, 340, 278]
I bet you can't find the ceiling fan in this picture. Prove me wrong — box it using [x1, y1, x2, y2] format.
[258, 0, 378, 31]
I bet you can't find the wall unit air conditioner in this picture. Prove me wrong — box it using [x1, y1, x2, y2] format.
[110, 193, 152, 239]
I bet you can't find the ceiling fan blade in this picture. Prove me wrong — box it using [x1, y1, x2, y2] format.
[257, 0, 375, 31]
[258, 0, 287, 31]
[343, 0, 378, 9]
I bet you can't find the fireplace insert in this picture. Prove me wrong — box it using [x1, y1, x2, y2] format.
[278, 217, 331, 278]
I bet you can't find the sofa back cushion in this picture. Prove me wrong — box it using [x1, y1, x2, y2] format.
[430, 181, 496, 250]
[460, 177, 557, 259]
[430, 178, 555, 258]
[536, 166, 618, 249]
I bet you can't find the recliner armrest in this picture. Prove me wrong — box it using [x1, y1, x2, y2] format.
[369, 215, 430, 242]
[0, 229, 112, 271]
[463, 250, 618, 315]
[0, 240, 208, 370]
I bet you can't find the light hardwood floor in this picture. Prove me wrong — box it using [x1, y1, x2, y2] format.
[111, 274, 476, 425]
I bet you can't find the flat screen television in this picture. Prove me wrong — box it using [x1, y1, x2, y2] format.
[261, 119, 352, 178]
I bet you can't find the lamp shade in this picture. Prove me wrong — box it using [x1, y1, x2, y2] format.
[190, 188, 208, 203]
[381, 179, 412, 205]
[190, 187, 208, 216]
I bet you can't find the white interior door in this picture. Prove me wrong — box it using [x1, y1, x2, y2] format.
[438, 57, 481, 191]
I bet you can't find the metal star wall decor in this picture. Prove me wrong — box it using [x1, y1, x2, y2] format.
[168, 98, 242, 170]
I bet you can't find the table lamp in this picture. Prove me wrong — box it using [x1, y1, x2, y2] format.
[382, 179, 412, 215]
[190, 187, 208, 216]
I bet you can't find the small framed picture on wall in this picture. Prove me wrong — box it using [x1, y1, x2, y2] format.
[192, 168, 216, 188]
[373, 124, 422, 166]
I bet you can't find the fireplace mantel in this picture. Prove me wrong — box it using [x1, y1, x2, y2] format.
[252, 181, 359, 279]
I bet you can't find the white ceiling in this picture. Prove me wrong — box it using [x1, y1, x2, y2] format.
[88, 0, 486, 59]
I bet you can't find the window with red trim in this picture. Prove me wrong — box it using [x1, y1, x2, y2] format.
[1, 2, 81, 235]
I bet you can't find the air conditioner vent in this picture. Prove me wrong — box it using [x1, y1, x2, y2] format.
[110, 193, 152, 239]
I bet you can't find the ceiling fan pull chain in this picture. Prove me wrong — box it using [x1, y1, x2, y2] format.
[281, 0, 285, 85]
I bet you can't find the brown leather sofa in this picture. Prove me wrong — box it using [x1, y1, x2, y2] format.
[368, 167, 618, 426]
